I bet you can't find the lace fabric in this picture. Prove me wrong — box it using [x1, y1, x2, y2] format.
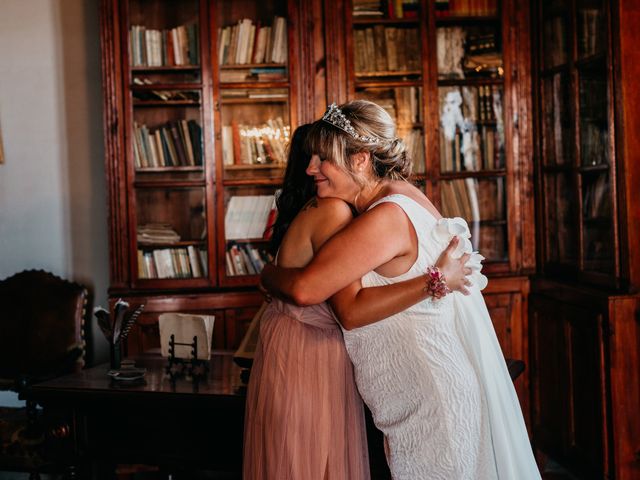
[343, 194, 540, 479]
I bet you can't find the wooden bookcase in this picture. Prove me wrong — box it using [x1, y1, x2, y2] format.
[530, 0, 640, 478]
[100, 0, 536, 414]
[100, 0, 304, 353]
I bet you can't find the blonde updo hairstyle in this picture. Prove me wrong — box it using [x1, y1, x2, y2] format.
[305, 100, 412, 185]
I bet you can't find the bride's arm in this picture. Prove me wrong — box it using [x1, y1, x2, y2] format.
[330, 239, 471, 330]
[261, 202, 414, 305]
[262, 202, 472, 312]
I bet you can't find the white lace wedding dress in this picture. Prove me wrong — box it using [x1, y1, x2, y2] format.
[342, 194, 541, 480]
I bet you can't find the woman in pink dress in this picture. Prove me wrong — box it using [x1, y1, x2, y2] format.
[243, 123, 471, 480]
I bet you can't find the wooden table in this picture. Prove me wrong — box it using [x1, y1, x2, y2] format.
[24, 352, 246, 478]
[25, 352, 526, 479]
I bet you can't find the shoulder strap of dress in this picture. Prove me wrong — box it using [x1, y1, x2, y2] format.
[367, 193, 411, 211]
[367, 194, 429, 241]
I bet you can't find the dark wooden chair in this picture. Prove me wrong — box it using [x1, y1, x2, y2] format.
[0, 270, 88, 478]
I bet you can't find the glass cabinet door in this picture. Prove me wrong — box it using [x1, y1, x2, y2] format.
[537, 0, 617, 283]
[215, 0, 296, 285]
[350, 3, 427, 177]
[434, 3, 507, 266]
[126, 0, 212, 286]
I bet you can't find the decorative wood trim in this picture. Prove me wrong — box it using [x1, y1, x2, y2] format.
[608, 297, 640, 480]
[613, 0, 640, 290]
[100, 0, 129, 289]
[324, 0, 348, 104]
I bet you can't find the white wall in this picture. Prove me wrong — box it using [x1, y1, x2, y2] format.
[0, 0, 110, 399]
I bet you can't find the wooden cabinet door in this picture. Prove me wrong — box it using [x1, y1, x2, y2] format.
[485, 291, 529, 419]
[530, 295, 606, 479]
[564, 304, 605, 478]
[530, 295, 571, 456]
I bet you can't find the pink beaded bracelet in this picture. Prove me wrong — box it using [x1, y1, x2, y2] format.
[424, 266, 451, 299]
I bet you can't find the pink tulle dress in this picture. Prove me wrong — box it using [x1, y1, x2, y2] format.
[243, 297, 370, 480]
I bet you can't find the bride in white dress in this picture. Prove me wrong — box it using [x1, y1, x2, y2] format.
[262, 100, 541, 479]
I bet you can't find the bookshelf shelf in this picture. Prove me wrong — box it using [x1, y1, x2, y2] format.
[131, 65, 201, 72]
[437, 77, 504, 87]
[434, 15, 500, 26]
[352, 18, 421, 25]
[220, 63, 287, 69]
[579, 164, 610, 173]
[132, 278, 210, 288]
[131, 83, 204, 90]
[219, 81, 290, 89]
[135, 166, 203, 173]
[133, 100, 201, 107]
[226, 237, 270, 244]
[438, 169, 506, 180]
[138, 240, 207, 248]
[355, 79, 423, 88]
[355, 71, 422, 78]
[223, 163, 285, 171]
[133, 179, 206, 188]
[219, 97, 288, 104]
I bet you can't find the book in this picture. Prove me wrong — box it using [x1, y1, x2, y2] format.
[159, 313, 215, 360]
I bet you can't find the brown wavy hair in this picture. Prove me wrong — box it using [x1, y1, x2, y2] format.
[268, 124, 315, 255]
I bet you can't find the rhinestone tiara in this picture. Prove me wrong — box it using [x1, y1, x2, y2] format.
[321, 103, 380, 144]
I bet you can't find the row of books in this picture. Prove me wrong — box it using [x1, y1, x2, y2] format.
[443, 178, 505, 221]
[129, 24, 198, 67]
[352, 0, 419, 18]
[137, 245, 208, 279]
[441, 84, 500, 123]
[218, 17, 287, 66]
[226, 243, 274, 276]
[543, 17, 567, 68]
[440, 178, 506, 259]
[224, 195, 277, 240]
[133, 120, 202, 169]
[440, 125, 504, 172]
[361, 87, 423, 126]
[435, 0, 498, 17]
[583, 173, 611, 219]
[221, 119, 289, 166]
[354, 26, 421, 74]
[578, 8, 604, 57]
[543, 74, 570, 165]
[466, 32, 498, 55]
[437, 27, 502, 79]
[579, 74, 608, 167]
[220, 89, 288, 100]
[220, 67, 287, 83]
[137, 224, 181, 244]
[403, 128, 426, 174]
[580, 121, 608, 167]
[476, 85, 499, 122]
